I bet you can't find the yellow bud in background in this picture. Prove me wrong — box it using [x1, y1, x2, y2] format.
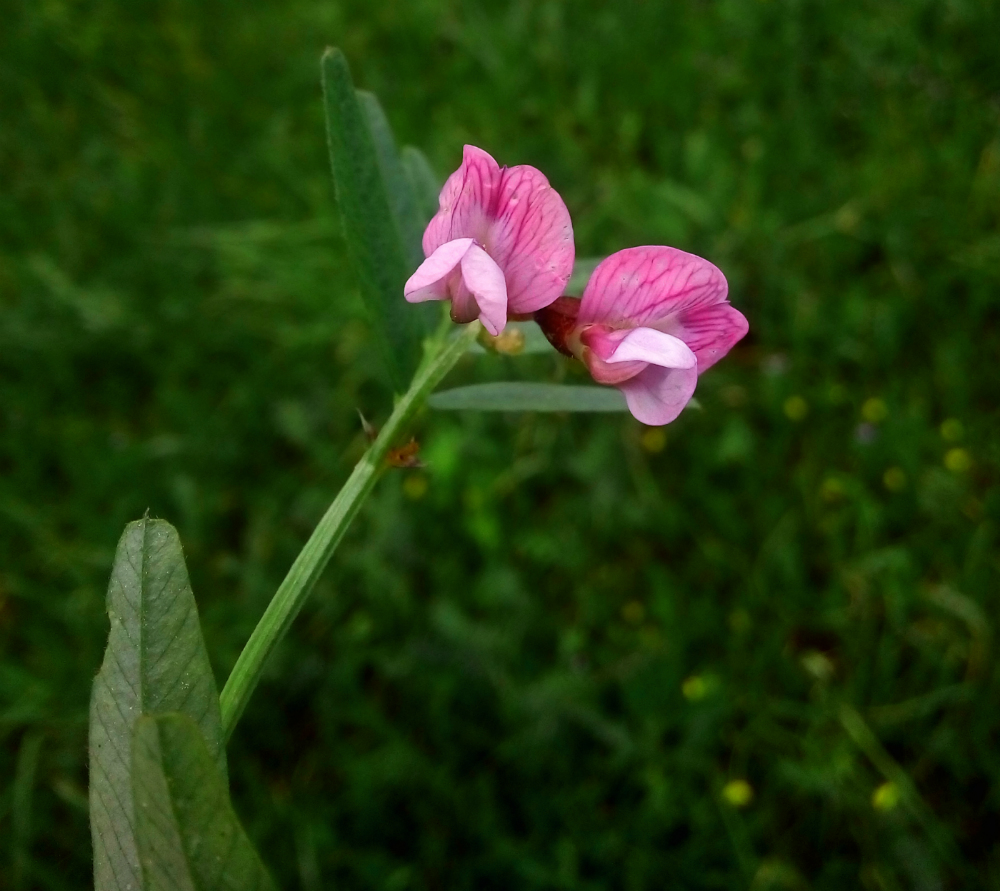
[403, 474, 429, 500]
[478, 326, 526, 355]
[722, 779, 754, 808]
[944, 448, 972, 473]
[872, 782, 900, 811]
[784, 396, 808, 421]
[640, 427, 667, 454]
[861, 397, 888, 423]
[681, 675, 708, 701]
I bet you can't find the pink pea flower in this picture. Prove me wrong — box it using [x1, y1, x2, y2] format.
[536, 246, 748, 425]
[404, 145, 574, 336]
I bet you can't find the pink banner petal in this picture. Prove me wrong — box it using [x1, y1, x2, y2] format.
[487, 165, 574, 314]
[580, 246, 728, 327]
[422, 146, 502, 256]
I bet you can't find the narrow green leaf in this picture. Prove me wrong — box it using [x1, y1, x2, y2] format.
[322, 48, 427, 389]
[567, 256, 604, 295]
[132, 714, 276, 891]
[401, 145, 441, 225]
[429, 382, 630, 412]
[357, 90, 426, 271]
[90, 517, 225, 891]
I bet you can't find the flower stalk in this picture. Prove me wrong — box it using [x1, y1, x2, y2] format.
[219, 320, 481, 740]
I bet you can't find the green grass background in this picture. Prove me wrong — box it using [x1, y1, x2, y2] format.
[2, 0, 999, 888]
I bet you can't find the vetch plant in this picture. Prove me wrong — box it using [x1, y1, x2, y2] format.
[87, 47, 748, 890]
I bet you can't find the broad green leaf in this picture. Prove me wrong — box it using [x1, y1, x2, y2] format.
[567, 256, 603, 295]
[132, 713, 275, 891]
[469, 321, 556, 355]
[90, 518, 225, 891]
[401, 145, 441, 225]
[357, 90, 426, 272]
[321, 47, 428, 389]
[429, 382, 629, 412]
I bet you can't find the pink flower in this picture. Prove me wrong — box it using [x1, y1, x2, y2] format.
[536, 246, 748, 425]
[404, 145, 575, 336]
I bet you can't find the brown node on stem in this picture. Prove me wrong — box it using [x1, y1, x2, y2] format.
[387, 438, 425, 469]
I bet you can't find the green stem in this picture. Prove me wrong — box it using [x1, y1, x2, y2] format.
[219, 321, 480, 740]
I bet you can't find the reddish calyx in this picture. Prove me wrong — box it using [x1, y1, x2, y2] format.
[533, 296, 581, 358]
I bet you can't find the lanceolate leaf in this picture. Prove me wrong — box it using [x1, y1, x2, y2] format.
[132, 714, 276, 891]
[401, 145, 441, 225]
[429, 382, 630, 412]
[89, 518, 225, 891]
[357, 90, 426, 272]
[322, 48, 428, 389]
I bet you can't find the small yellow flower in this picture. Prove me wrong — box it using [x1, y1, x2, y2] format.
[784, 396, 808, 421]
[681, 675, 708, 701]
[820, 477, 845, 503]
[944, 448, 972, 473]
[872, 782, 900, 811]
[861, 397, 888, 423]
[723, 779, 754, 808]
[483, 327, 526, 355]
[640, 427, 667, 454]
[403, 474, 429, 500]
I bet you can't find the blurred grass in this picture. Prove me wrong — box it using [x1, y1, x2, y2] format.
[2, 0, 999, 888]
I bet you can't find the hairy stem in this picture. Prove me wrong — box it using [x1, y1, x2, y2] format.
[219, 321, 480, 740]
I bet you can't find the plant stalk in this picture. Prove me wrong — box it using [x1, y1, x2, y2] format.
[219, 322, 480, 740]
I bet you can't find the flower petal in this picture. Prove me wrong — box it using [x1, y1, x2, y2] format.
[486, 164, 574, 314]
[404, 238, 474, 303]
[618, 364, 699, 426]
[579, 246, 728, 328]
[669, 303, 750, 372]
[460, 244, 508, 336]
[604, 327, 696, 370]
[577, 325, 645, 383]
[422, 146, 502, 257]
